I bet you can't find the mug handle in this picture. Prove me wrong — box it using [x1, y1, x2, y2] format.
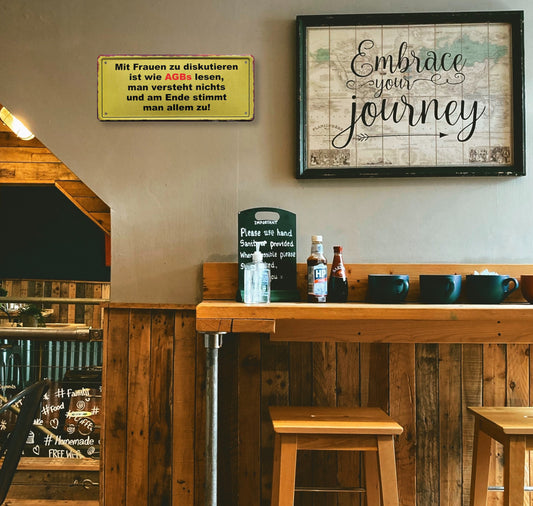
[445, 279, 456, 297]
[502, 277, 519, 298]
[396, 279, 409, 295]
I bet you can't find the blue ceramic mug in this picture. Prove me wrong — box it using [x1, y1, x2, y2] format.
[419, 274, 462, 304]
[465, 275, 519, 304]
[367, 274, 409, 303]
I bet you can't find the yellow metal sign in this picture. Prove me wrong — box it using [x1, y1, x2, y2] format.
[97, 55, 254, 121]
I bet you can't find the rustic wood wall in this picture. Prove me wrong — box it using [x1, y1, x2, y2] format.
[102, 304, 199, 506]
[1, 278, 109, 327]
[102, 264, 533, 506]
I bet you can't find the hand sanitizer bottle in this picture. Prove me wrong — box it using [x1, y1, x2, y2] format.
[244, 243, 271, 303]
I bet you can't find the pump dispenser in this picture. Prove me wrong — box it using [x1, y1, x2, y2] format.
[243, 243, 271, 303]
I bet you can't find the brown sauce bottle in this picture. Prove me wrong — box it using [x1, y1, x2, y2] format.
[307, 235, 327, 302]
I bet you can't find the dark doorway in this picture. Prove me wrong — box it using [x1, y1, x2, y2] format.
[0, 185, 110, 281]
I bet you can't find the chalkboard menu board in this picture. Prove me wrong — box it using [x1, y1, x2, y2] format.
[238, 207, 299, 302]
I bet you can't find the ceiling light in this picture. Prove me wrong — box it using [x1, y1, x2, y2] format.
[0, 106, 35, 141]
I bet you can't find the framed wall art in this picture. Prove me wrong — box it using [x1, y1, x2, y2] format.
[297, 11, 525, 178]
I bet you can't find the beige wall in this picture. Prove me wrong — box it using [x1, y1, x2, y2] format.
[0, 0, 532, 303]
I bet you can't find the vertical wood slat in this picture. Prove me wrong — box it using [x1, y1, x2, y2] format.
[507, 344, 530, 506]
[416, 343, 440, 506]
[194, 327, 206, 506]
[102, 307, 130, 506]
[173, 310, 197, 503]
[126, 310, 151, 505]
[389, 344, 416, 506]
[462, 345, 483, 506]
[289, 342, 313, 506]
[312, 342, 337, 506]
[149, 311, 174, 505]
[261, 337, 290, 506]
[238, 333, 262, 506]
[336, 342, 361, 506]
[439, 344, 462, 506]
[484, 344, 506, 506]
[218, 333, 239, 503]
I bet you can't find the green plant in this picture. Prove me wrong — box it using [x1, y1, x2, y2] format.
[17, 304, 45, 326]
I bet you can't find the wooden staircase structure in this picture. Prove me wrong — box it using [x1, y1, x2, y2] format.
[0, 114, 110, 236]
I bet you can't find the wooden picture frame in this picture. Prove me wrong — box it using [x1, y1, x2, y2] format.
[297, 11, 525, 178]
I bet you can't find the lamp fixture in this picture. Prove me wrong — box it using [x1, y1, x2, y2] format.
[0, 106, 35, 141]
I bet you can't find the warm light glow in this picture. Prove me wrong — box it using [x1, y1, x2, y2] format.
[0, 106, 35, 141]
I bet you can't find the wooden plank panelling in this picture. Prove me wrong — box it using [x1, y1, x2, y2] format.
[103, 306, 198, 506]
[99, 264, 533, 506]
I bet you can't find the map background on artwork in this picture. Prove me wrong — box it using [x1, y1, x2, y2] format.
[297, 11, 525, 178]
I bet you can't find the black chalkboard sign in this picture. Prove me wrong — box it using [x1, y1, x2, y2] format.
[238, 207, 299, 302]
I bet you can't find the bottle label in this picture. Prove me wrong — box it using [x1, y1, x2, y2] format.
[330, 264, 346, 278]
[308, 264, 327, 296]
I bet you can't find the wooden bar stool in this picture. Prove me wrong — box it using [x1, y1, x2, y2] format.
[469, 406, 533, 506]
[269, 406, 403, 506]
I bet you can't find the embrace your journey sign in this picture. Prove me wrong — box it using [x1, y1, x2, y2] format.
[97, 55, 254, 121]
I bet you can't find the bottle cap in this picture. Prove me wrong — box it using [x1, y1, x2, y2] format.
[252, 242, 263, 262]
[334, 246, 343, 253]
[311, 235, 323, 242]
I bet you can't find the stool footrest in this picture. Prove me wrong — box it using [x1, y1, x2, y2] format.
[295, 486, 365, 493]
[488, 486, 533, 492]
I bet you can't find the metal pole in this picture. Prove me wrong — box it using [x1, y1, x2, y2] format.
[204, 333, 224, 506]
[0, 327, 103, 341]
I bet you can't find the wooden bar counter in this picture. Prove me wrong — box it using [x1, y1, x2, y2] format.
[197, 263, 533, 506]
[197, 300, 533, 343]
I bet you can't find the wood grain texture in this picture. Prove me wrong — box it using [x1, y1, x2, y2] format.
[173, 310, 197, 504]
[96, 263, 533, 506]
[101, 308, 129, 506]
[125, 310, 150, 505]
[415, 343, 439, 505]
[202, 262, 533, 303]
[389, 344, 416, 506]
[238, 333, 262, 506]
[439, 344, 462, 506]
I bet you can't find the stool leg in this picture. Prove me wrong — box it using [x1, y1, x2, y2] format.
[469, 421, 492, 506]
[271, 433, 297, 506]
[364, 451, 381, 506]
[503, 437, 526, 506]
[377, 435, 399, 506]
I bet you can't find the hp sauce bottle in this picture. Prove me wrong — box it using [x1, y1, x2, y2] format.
[307, 235, 327, 302]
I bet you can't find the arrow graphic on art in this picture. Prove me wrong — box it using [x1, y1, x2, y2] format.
[356, 132, 449, 142]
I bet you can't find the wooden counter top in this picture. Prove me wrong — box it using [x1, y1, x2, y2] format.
[196, 300, 533, 343]
[197, 300, 533, 321]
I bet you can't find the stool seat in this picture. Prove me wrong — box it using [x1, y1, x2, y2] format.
[269, 406, 402, 506]
[270, 406, 404, 435]
[469, 406, 533, 506]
